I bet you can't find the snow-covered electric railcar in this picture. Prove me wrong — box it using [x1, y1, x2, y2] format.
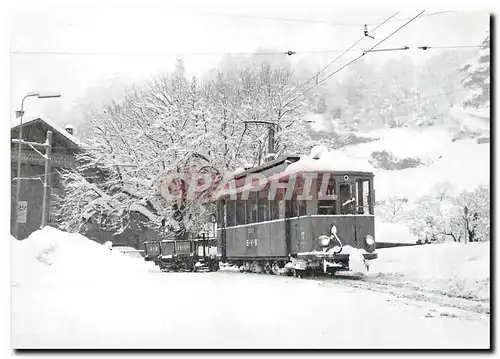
[215, 158, 377, 276]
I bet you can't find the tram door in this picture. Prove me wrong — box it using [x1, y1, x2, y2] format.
[217, 200, 227, 260]
[284, 200, 292, 255]
[339, 181, 359, 247]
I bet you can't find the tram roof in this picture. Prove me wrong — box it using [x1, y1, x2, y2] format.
[231, 155, 301, 180]
[217, 159, 374, 198]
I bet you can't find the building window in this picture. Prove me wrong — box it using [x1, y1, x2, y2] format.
[51, 173, 60, 188]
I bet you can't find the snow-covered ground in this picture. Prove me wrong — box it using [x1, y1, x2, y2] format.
[369, 242, 490, 302]
[11, 227, 489, 349]
[375, 218, 418, 244]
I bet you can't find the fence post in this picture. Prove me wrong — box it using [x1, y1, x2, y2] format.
[202, 232, 206, 258]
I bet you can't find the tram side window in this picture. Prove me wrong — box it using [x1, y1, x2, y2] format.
[278, 200, 286, 219]
[269, 200, 279, 220]
[235, 199, 246, 225]
[247, 192, 258, 224]
[317, 177, 337, 215]
[226, 200, 236, 227]
[257, 194, 269, 222]
[298, 202, 307, 216]
[290, 200, 298, 217]
[217, 201, 224, 226]
[318, 200, 336, 215]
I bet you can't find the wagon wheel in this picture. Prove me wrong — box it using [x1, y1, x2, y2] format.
[271, 262, 280, 275]
[292, 269, 303, 278]
[264, 262, 272, 274]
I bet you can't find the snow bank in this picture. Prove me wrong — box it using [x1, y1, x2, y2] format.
[450, 106, 490, 132]
[11, 226, 159, 287]
[348, 248, 368, 275]
[285, 145, 374, 174]
[218, 262, 242, 272]
[370, 242, 490, 301]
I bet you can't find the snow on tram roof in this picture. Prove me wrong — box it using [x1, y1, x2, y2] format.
[219, 147, 374, 197]
[284, 146, 374, 174]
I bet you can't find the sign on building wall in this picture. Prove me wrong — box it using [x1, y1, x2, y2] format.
[17, 201, 27, 223]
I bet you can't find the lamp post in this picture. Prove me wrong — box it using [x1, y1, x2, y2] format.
[14, 92, 62, 239]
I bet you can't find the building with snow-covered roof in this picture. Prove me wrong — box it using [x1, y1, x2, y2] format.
[11, 115, 163, 248]
[11, 115, 84, 239]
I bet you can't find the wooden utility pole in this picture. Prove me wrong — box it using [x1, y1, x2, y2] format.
[41, 131, 53, 228]
[267, 124, 276, 154]
[243, 120, 280, 159]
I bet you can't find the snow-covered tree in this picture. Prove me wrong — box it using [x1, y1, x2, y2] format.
[459, 31, 490, 109]
[409, 183, 490, 244]
[375, 196, 410, 223]
[409, 182, 455, 244]
[54, 61, 310, 237]
[445, 184, 490, 243]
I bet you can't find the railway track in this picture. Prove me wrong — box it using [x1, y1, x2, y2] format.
[310, 274, 490, 320]
[218, 269, 489, 320]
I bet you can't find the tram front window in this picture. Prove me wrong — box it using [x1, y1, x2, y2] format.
[318, 200, 336, 215]
[340, 183, 355, 215]
[356, 179, 371, 215]
[317, 176, 337, 215]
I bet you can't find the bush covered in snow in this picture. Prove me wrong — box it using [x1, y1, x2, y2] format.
[369, 150, 423, 171]
[323, 131, 380, 150]
[375, 196, 410, 223]
[452, 127, 484, 142]
[408, 183, 490, 244]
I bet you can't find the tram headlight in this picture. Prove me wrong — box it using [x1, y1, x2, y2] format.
[318, 235, 331, 247]
[365, 235, 375, 246]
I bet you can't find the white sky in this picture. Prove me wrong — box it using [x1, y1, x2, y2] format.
[8, 2, 490, 124]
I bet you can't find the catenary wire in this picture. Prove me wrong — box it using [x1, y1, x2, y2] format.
[296, 11, 401, 92]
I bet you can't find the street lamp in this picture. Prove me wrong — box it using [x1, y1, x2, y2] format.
[14, 92, 62, 239]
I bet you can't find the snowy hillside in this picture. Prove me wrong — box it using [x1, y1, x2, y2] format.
[340, 126, 489, 202]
